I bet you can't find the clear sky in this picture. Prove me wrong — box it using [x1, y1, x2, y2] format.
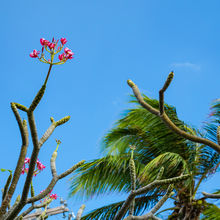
[1, 0, 220, 219]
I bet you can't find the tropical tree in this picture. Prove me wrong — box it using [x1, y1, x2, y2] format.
[70, 93, 220, 219]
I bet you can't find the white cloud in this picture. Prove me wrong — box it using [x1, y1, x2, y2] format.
[171, 62, 200, 71]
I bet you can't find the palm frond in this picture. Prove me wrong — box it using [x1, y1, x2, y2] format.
[201, 203, 220, 220]
[139, 152, 190, 185]
[102, 95, 194, 161]
[81, 195, 160, 220]
[203, 99, 220, 143]
[69, 154, 145, 199]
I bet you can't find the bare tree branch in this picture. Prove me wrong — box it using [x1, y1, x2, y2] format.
[202, 191, 220, 199]
[76, 204, 86, 220]
[0, 105, 29, 217]
[29, 85, 46, 112]
[13, 103, 28, 112]
[16, 199, 52, 219]
[27, 160, 85, 204]
[113, 174, 189, 220]
[58, 160, 85, 180]
[39, 116, 70, 148]
[127, 75, 220, 154]
[159, 71, 174, 115]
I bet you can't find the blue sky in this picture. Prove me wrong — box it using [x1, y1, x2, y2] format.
[1, 0, 220, 219]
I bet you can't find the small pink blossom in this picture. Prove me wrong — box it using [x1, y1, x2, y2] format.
[64, 47, 74, 59]
[36, 160, 46, 171]
[58, 53, 65, 61]
[24, 158, 30, 164]
[50, 193, 58, 200]
[21, 167, 28, 174]
[48, 42, 55, 49]
[30, 49, 39, 58]
[60, 38, 67, 45]
[40, 38, 49, 46]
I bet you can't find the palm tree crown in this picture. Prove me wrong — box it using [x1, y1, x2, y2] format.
[70, 95, 220, 219]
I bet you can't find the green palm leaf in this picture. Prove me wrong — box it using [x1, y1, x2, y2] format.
[139, 152, 190, 184]
[69, 154, 145, 199]
[69, 95, 220, 219]
[102, 95, 192, 161]
[201, 203, 220, 220]
[81, 195, 160, 220]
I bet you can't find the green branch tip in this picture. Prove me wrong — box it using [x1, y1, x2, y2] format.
[12, 103, 28, 112]
[54, 139, 61, 153]
[127, 80, 135, 87]
[161, 71, 174, 92]
[29, 84, 46, 112]
[56, 116, 71, 126]
[50, 117, 55, 123]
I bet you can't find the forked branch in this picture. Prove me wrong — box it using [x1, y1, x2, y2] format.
[127, 73, 220, 154]
[113, 174, 189, 220]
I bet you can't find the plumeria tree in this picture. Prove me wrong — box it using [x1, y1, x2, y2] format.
[0, 37, 84, 220]
[3, 38, 219, 220]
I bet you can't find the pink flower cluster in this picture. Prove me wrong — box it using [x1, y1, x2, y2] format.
[40, 190, 58, 203]
[58, 47, 74, 61]
[30, 37, 74, 64]
[21, 157, 46, 176]
[50, 193, 58, 200]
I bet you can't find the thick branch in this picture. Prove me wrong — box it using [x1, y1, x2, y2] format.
[149, 185, 174, 215]
[114, 175, 189, 220]
[16, 199, 51, 219]
[58, 160, 85, 179]
[76, 204, 86, 220]
[13, 103, 28, 112]
[5, 112, 41, 219]
[27, 160, 85, 204]
[127, 79, 220, 154]
[39, 116, 70, 148]
[29, 85, 46, 112]
[202, 191, 220, 199]
[135, 175, 189, 196]
[0, 105, 29, 217]
[159, 71, 174, 115]
[124, 213, 162, 220]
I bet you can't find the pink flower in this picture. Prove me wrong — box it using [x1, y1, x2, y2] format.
[24, 158, 30, 164]
[64, 47, 74, 59]
[60, 38, 67, 45]
[58, 53, 65, 61]
[48, 42, 55, 49]
[40, 38, 49, 46]
[21, 167, 28, 174]
[29, 49, 39, 58]
[36, 160, 46, 171]
[50, 193, 58, 200]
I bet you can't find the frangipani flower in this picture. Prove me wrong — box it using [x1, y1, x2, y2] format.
[40, 190, 58, 203]
[21, 157, 45, 176]
[30, 37, 74, 65]
[60, 38, 67, 45]
[29, 49, 40, 58]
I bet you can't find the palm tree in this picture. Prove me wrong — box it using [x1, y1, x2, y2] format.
[69, 95, 220, 219]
